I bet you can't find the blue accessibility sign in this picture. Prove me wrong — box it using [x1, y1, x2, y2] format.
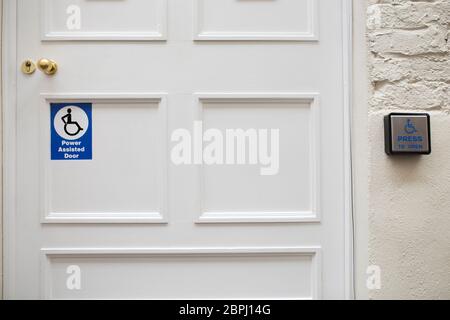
[51, 103, 92, 160]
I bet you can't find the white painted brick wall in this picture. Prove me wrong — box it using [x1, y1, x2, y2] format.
[367, 0, 450, 299]
[368, 0, 449, 110]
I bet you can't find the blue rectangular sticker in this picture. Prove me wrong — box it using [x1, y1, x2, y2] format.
[51, 103, 92, 160]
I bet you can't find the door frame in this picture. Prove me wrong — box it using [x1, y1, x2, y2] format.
[2, 0, 355, 299]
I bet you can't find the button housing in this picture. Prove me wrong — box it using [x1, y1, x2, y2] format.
[384, 113, 431, 155]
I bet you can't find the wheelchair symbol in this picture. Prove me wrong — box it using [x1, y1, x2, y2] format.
[61, 108, 84, 136]
[404, 119, 418, 135]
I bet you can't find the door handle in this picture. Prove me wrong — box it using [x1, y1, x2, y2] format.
[37, 58, 58, 75]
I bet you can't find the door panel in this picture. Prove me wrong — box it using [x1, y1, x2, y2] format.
[42, 0, 167, 40]
[196, 94, 320, 223]
[43, 248, 320, 299]
[194, 0, 318, 41]
[40, 95, 168, 223]
[9, 0, 351, 299]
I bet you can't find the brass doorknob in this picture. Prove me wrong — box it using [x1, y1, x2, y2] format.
[37, 58, 58, 75]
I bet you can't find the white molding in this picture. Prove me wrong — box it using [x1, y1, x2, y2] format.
[40, 93, 167, 103]
[2, 0, 18, 299]
[197, 212, 320, 224]
[193, 0, 319, 41]
[342, 0, 355, 300]
[43, 212, 166, 224]
[194, 93, 321, 224]
[40, 0, 168, 41]
[41, 246, 321, 300]
[39, 93, 168, 224]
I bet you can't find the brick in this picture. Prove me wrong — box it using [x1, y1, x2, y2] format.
[369, 25, 448, 55]
[371, 56, 450, 83]
[367, 2, 449, 30]
[370, 81, 448, 110]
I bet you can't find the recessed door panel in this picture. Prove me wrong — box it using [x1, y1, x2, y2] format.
[196, 95, 320, 223]
[194, 0, 318, 40]
[43, 248, 320, 300]
[41, 0, 167, 40]
[40, 95, 168, 223]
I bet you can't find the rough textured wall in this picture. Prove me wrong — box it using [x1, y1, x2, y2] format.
[367, 0, 450, 299]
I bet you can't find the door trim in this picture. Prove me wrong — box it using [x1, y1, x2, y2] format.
[2, 0, 355, 299]
[342, 0, 355, 300]
[2, 0, 18, 299]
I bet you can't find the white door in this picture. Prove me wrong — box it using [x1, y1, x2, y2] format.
[4, 0, 352, 299]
